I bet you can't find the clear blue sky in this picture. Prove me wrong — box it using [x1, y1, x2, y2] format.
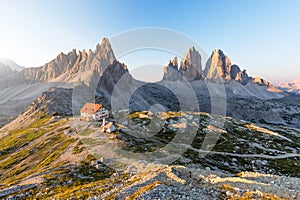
[1, 0, 300, 83]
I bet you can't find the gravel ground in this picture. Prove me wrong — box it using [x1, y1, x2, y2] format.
[96, 165, 300, 199]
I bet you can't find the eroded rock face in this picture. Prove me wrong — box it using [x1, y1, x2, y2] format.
[28, 87, 73, 116]
[162, 47, 275, 88]
[205, 49, 232, 80]
[0, 38, 116, 87]
[230, 65, 251, 85]
[179, 47, 203, 81]
[163, 57, 180, 81]
[252, 77, 271, 86]
[230, 64, 241, 80]
[163, 47, 203, 81]
[96, 60, 132, 107]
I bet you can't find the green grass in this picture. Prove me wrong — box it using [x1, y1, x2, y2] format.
[0, 115, 75, 186]
[30, 115, 51, 128]
[0, 149, 30, 169]
[0, 118, 54, 162]
[1, 156, 123, 199]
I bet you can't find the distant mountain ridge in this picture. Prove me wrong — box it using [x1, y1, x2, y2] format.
[0, 58, 24, 71]
[0, 62, 13, 77]
[278, 77, 300, 93]
[1, 37, 300, 129]
[0, 38, 279, 90]
[163, 48, 278, 91]
[0, 38, 115, 87]
[0, 58, 25, 77]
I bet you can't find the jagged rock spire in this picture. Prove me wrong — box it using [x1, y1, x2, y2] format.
[95, 38, 116, 62]
[204, 48, 232, 80]
[179, 47, 203, 81]
[163, 47, 203, 81]
[163, 57, 180, 81]
[180, 46, 202, 70]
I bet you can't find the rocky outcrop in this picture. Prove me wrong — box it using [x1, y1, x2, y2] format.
[230, 65, 251, 85]
[252, 77, 271, 86]
[163, 47, 203, 81]
[98, 60, 129, 93]
[0, 38, 116, 87]
[96, 60, 132, 107]
[230, 64, 241, 80]
[163, 48, 254, 85]
[163, 57, 180, 81]
[27, 87, 73, 116]
[179, 47, 203, 81]
[204, 49, 232, 80]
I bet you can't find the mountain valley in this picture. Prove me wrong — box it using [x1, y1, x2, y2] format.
[0, 37, 299, 199]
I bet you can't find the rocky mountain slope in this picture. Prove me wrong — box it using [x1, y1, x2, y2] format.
[1, 37, 299, 129]
[0, 38, 116, 127]
[0, 38, 115, 87]
[0, 37, 299, 199]
[0, 110, 299, 199]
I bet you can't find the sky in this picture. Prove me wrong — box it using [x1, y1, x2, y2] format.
[0, 0, 300, 84]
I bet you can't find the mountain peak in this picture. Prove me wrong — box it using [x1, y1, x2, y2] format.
[212, 48, 221, 53]
[188, 46, 196, 52]
[95, 37, 116, 63]
[172, 57, 178, 67]
[204, 48, 231, 80]
[181, 46, 202, 69]
[96, 38, 112, 52]
[178, 47, 203, 81]
[96, 37, 111, 50]
[0, 58, 25, 71]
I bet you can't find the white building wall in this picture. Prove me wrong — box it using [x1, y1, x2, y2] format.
[81, 108, 109, 121]
[92, 109, 109, 121]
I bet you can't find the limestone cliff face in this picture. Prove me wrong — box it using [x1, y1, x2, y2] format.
[252, 77, 271, 86]
[230, 64, 251, 85]
[179, 47, 203, 81]
[163, 57, 180, 81]
[163, 47, 203, 81]
[27, 87, 73, 116]
[204, 49, 232, 80]
[95, 60, 133, 108]
[0, 38, 116, 87]
[163, 47, 276, 88]
[96, 60, 130, 95]
[24, 50, 77, 82]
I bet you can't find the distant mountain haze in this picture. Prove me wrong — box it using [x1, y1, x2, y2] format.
[278, 77, 300, 93]
[0, 58, 24, 71]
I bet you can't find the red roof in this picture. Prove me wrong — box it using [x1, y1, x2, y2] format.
[80, 103, 103, 115]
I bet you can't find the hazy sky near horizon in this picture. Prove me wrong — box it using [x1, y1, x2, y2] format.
[0, 0, 300, 83]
